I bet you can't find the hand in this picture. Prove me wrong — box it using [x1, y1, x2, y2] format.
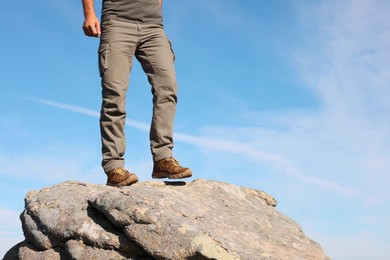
[82, 15, 101, 37]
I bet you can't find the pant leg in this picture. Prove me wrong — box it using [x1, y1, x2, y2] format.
[135, 24, 178, 162]
[99, 19, 138, 173]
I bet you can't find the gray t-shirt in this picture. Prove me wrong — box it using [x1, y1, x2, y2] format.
[101, 0, 162, 24]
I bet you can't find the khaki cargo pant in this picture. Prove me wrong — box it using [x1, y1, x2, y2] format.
[98, 19, 177, 173]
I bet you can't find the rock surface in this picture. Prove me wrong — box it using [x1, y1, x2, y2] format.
[4, 179, 330, 260]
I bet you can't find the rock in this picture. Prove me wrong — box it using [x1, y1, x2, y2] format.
[4, 179, 330, 260]
[3, 241, 66, 260]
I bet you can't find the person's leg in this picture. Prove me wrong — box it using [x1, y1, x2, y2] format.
[136, 24, 192, 179]
[135, 24, 177, 162]
[99, 20, 138, 173]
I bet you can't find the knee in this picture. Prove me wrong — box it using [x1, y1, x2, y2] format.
[155, 71, 178, 94]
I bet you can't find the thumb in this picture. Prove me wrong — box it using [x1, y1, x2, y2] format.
[95, 22, 101, 37]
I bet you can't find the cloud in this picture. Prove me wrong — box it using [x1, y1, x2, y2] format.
[24, 97, 357, 197]
[0, 208, 22, 231]
[26, 97, 149, 131]
[0, 152, 104, 185]
[290, 0, 390, 196]
[310, 230, 390, 260]
[0, 232, 23, 259]
[0, 208, 24, 258]
[294, 0, 390, 117]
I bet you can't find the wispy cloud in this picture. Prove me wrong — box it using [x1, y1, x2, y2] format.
[0, 150, 104, 185]
[0, 208, 22, 231]
[0, 208, 24, 258]
[0, 232, 23, 258]
[294, 0, 390, 117]
[310, 230, 390, 260]
[25, 97, 357, 197]
[291, 0, 390, 199]
[26, 97, 149, 131]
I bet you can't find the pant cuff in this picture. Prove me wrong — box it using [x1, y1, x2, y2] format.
[103, 160, 125, 174]
[153, 151, 173, 162]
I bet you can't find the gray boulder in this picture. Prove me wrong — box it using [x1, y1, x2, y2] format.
[3, 179, 330, 260]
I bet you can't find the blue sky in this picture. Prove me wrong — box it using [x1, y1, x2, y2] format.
[1, 0, 390, 259]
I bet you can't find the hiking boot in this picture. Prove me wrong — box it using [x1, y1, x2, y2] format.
[106, 168, 138, 187]
[152, 157, 192, 179]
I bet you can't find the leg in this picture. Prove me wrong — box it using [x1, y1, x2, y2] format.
[135, 24, 178, 162]
[136, 24, 192, 179]
[99, 20, 138, 173]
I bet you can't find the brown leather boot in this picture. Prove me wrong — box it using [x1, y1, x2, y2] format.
[152, 157, 192, 179]
[106, 168, 138, 187]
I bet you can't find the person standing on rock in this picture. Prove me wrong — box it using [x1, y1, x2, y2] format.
[81, 0, 192, 187]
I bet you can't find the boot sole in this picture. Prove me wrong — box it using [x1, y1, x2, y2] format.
[152, 169, 192, 179]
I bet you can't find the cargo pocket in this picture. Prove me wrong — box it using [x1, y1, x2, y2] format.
[167, 39, 176, 62]
[98, 43, 110, 77]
